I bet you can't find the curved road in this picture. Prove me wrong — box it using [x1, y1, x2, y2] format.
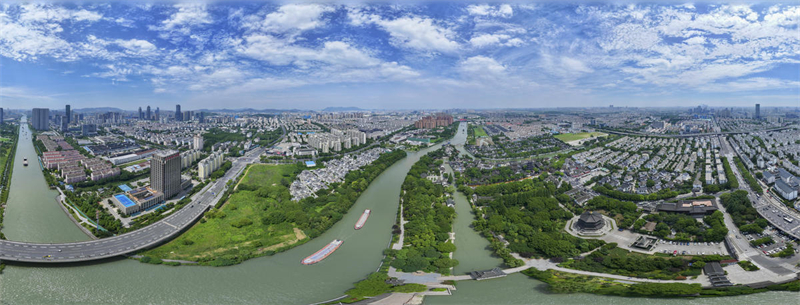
[0, 147, 264, 264]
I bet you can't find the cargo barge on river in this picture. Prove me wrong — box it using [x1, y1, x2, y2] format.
[354, 209, 371, 230]
[301, 239, 343, 265]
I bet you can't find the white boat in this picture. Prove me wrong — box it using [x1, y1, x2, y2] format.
[354, 209, 371, 230]
[301, 239, 343, 265]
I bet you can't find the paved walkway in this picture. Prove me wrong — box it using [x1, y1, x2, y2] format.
[392, 194, 408, 251]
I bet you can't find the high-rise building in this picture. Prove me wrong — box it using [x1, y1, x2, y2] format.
[193, 134, 204, 151]
[199, 112, 205, 123]
[1, 108, 4, 124]
[32, 108, 50, 130]
[150, 150, 181, 199]
[176, 104, 182, 121]
[755, 104, 761, 120]
[155, 107, 160, 121]
[65, 104, 71, 125]
[146, 106, 151, 120]
[414, 113, 453, 129]
[138, 107, 143, 120]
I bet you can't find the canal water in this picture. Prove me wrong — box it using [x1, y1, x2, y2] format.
[1, 121, 797, 304]
[444, 124, 503, 274]
[2, 118, 88, 243]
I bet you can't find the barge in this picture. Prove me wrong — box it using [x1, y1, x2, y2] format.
[301, 239, 343, 265]
[354, 209, 371, 230]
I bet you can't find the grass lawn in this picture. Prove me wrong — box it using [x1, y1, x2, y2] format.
[142, 164, 306, 263]
[554, 132, 608, 142]
[473, 126, 488, 138]
[117, 158, 150, 169]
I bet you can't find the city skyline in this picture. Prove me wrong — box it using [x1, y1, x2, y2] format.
[2, 2, 799, 109]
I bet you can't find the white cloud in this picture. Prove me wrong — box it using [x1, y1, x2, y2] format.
[469, 33, 524, 48]
[466, 4, 513, 18]
[18, 4, 102, 23]
[237, 34, 379, 68]
[161, 4, 212, 31]
[459, 56, 506, 75]
[371, 16, 459, 53]
[243, 4, 333, 33]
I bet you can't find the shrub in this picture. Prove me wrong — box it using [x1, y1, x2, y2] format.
[231, 218, 253, 228]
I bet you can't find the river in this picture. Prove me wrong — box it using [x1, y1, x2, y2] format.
[1, 121, 796, 304]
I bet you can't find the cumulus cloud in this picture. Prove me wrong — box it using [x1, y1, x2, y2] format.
[242, 4, 333, 33]
[466, 4, 513, 18]
[349, 10, 460, 54]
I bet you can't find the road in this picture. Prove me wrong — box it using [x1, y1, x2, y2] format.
[0, 147, 265, 263]
[718, 135, 800, 275]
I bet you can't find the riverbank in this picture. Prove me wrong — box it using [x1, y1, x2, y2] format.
[0, 123, 19, 233]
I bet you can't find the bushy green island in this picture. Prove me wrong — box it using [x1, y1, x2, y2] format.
[386, 148, 458, 274]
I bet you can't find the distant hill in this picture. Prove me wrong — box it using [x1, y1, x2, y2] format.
[75, 107, 126, 113]
[196, 108, 303, 114]
[322, 106, 364, 112]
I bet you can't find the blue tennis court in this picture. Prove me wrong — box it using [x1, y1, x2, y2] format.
[115, 194, 136, 208]
[118, 184, 132, 192]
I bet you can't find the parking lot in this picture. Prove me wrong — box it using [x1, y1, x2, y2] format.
[743, 226, 798, 257]
[655, 240, 729, 256]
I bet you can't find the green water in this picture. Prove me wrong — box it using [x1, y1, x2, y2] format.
[1, 121, 796, 304]
[2, 120, 89, 243]
[444, 125, 503, 274]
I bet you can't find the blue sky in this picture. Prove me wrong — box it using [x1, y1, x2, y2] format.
[1, 2, 798, 110]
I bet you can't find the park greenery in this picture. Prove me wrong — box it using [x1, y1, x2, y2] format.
[388, 148, 459, 274]
[337, 273, 426, 304]
[426, 123, 459, 144]
[468, 134, 566, 159]
[737, 260, 760, 271]
[560, 243, 725, 280]
[461, 165, 534, 185]
[720, 190, 769, 235]
[583, 196, 641, 229]
[144, 149, 407, 265]
[593, 183, 684, 202]
[201, 128, 246, 152]
[523, 268, 799, 297]
[468, 178, 604, 265]
[750, 236, 774, 247]
[0, 123, 18, 239]
[639, 211, 728, 242]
